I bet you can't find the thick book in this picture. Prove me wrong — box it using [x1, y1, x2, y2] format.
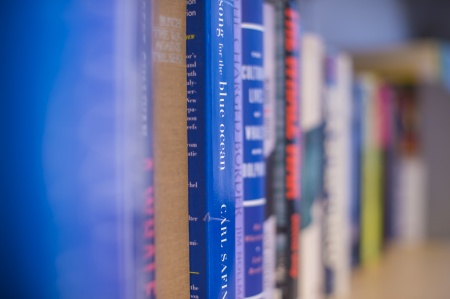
[299, 33, 325, 299]
[263, 2, 277, 298]
[186, 1, 236, 298]
[242, 1, 266, 298]
[152, 0, 189, 298]
[234, 0, 245, 298]
[322, 54, 353, 297]
[43, 1, 149, 298]
[273, 1, 302, 298]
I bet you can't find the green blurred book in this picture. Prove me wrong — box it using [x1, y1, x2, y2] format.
[359, 74, 384, 264]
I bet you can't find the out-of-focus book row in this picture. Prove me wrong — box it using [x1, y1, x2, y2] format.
[17, 0, 450, 298]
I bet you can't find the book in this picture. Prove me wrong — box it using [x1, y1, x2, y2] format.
[241, 0, 266, 298]
[43, 1, 149, 297]
[359, 74, 384, 264]
[263, 2, 277, 298]
[322, 53, 353, 297]
[137, 0, 155, 298]
[274, 1, 302, 298]
[234, 0, 245, 298]
[186, 1, 236, 298]
[299, 33, 325, 299]
[395, 85, 426, 243]
[350, 80, 364, 267]
[152, 0, 189, 297]
[379, 84, 397, 242]
[264, 1, 287, 298]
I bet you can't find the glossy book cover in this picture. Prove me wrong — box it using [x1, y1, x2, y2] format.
[186, 0, 236, 298]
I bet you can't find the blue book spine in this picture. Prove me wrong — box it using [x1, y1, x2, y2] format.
[242, 0, 265, 298]
[41, 1, 150, 298]
[234, 0, 245, 298]
[139, 0, 155, 297]
[350, 81, 363, 267]
[186, 1, 236, 298]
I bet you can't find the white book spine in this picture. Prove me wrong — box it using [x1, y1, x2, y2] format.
[323, 53, 353, 298]
[300, 33, 325, 299]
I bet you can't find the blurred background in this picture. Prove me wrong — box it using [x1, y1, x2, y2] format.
[1, 0, 450, 298]
[299, 0, 450, 240]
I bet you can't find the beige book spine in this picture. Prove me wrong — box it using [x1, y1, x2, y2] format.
[152, 0, 189, 297]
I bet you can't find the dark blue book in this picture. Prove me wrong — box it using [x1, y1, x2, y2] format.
[234, 0, 245, 298]
[186, 1, 236, 298]
[242, 0, 266, 298]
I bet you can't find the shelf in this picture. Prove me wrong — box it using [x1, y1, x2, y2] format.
[341, 241, 450, 299]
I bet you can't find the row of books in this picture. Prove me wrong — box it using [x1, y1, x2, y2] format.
[41, 0, 426, 298]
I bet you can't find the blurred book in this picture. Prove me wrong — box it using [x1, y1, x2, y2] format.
[350, 80, 364, 267]
[300, 33, 325, 299]
[359, 74, 384, 264]
[274, 1, 302, 298]
[43, 1, 150, 297]
[263, 2, 277, 298]
[322, 53, 353, 297]
[353, 43, 431, 244]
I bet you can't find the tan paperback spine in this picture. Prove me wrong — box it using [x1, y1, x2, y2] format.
[152, 0, 189, 297]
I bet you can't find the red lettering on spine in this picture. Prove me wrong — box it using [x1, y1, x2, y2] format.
[284, 9, 299, 51]
[285, 56, 298, 140]
[285, 144, 300, 200]
[285, 5, 301, 283]
[284, 9, 301, 201]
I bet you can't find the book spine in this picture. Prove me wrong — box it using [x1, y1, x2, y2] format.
[241, 1, 265, 298]
[281, 1, 302, 298]
[350, 81, 363, 267]
[322, 54, 352, 297]
[380, 85, 394, 241]
[234, 0, 245, 298]
[322, 55, 337, 296]
[139, 0, 155, 298]
[271, 1, 287, 298]
[360, 74, 383, 264]
[299, 34, 325, 299]
[187, 1, 236, 298]
[43, 1, 142, 297]
[338, 54, 352, 297]
[152, 0, 189, 298]
[263, 2, 277, 299]
[118, 1, 146, 298]
[395, 86, 426, 242]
